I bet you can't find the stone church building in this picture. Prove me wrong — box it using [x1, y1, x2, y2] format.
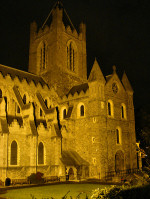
[0, 2, 137, 183]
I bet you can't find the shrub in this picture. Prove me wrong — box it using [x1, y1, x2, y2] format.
[28, 172, 44, 184]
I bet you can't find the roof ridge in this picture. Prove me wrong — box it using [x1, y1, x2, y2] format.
[0, 64, 41, 78]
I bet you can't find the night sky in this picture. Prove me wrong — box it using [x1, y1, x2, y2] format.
[0, 0, 150, 109]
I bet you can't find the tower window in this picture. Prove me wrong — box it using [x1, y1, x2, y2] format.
[116, 128, 121, 144]
[108, 102, 111, 116]
[121, 103, 126, 119]
[80, 105, 84, 116]
[67, 41, 77, 72]
[37, 41, 47, 72]
[107, 100, 114, 117]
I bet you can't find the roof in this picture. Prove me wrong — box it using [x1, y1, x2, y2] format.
[61, 150, 89, 166]
[0, 64, 47, 87]
[67, 83, 89, 96]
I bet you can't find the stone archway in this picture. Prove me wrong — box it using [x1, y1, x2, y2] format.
[68, 167, 74, 180]
[115, 150, 124, 173]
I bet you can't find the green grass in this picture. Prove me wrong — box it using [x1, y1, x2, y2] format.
[1, 184, 110, 199]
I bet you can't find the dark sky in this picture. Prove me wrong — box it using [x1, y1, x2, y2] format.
[0, 0, 150, 109]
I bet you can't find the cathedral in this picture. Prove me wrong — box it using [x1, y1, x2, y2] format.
[0, 2, 137, 184]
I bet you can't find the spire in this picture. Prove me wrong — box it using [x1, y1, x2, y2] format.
[88, 58, 105, 83]
[122, 71, 133, 93]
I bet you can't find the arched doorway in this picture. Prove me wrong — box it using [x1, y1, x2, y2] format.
[115, 150, 124, 173]
[68, 168, 74, 180]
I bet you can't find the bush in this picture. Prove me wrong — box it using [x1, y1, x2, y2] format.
[28, 172, 44, 184]
[5, 177, 11, 186]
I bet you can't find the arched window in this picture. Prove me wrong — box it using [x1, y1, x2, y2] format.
[121, 103, 126, 119]
[0, 89, 2, 98]
[80, 105, 85, 116]
[67, 41, 77, 72]
[11, 141, 17, 165]
[77, 103, 85, 118]
[37, 41, 47, 72]
[63, 109, 67, 119]
[23, 94, 26, 104]
[107, 100, 113, 117]
[38, 142, 44, 164]
[116, 127, 121, 144]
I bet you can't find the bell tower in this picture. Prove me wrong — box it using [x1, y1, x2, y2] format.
[28, 1, 87, 95]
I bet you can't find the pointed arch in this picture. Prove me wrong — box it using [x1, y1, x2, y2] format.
[38, 142, 44, 164]
[107, 100, 114, 117]
[11, 141, 18, 165]
[37, 41, 48, 73]
[67, 40, 78, 72]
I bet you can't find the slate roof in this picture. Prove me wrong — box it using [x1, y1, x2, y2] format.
[0, 64, 47, 87]
[67, 83, 89, 96]
[61, 150, 89, 166]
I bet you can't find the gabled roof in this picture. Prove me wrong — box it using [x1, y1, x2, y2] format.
[0, 64, 47, 87]
[67, 83, 89, 96]
[88, 58, 105, 83]
[122, 72, 133, 93]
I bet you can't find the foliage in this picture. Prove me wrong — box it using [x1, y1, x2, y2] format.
[135, 105, 150, 166]
[91, 185, 123, 199]
[28, 172, 44, 184]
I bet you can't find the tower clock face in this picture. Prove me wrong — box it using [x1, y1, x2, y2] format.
[112, 82, 118, 94]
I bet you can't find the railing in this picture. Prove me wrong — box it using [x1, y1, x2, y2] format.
[105, 168, 140, 181]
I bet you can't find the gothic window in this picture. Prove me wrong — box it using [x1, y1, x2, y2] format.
[38, 41, 47, 72]
[67, 41, 77, 72]
[121, 103, 126, 119]
[23, 94, 26, 104]
[107, 100, 113, 117]
[77, 103, 85, 118]
[11, 141, 17, 165]
[0, 89, 2, 98]
[80, 105, 85, 116]
[38, 142, 44, 164]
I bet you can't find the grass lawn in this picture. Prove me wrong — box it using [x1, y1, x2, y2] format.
[0, 184, 110, 199]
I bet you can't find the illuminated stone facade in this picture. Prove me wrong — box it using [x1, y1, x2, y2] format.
[0, 4, 137, 183]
